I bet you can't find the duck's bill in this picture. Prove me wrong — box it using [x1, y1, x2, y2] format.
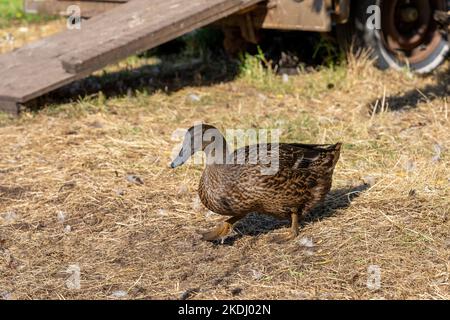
[170, 156, 185, 168]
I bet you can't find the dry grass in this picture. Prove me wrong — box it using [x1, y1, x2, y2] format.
[0, 21, 449, 300]
[0, 18, 65, 54]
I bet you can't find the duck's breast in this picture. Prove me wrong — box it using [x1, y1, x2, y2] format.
[198, 165, 248, 215]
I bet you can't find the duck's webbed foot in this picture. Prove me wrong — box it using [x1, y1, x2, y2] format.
[200, 222, 233, 242]
[272, 226, 299, 243]
[199, 215, 244, 242]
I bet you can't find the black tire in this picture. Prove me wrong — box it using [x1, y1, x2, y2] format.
[350, 0, 449, 73]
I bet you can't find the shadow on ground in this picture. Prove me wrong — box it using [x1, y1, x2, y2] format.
[28, 54, 239, 110]
[217, 183, 369, 245]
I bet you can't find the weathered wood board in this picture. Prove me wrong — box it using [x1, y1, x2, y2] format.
[24, 0, 126, 17]
[60, 0, 262, 74]
[0, 0, 262, 114]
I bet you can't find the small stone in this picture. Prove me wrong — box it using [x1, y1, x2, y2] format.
[231, 288, 242, 296]
[64, 225, 72, 233]
[362, 176, 376, 186]
[57, 211, 66, 223]
[111, 290, 128, 298]
[281, 73, 289, 83]
[126, 175, 144, 185]
[187, 94, 201, 102]
[179, 288, 197, 300]
[157, 209, 167, 216]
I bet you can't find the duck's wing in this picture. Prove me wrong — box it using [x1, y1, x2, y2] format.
[230, 143, 341, 170]
[277, 143, 342, 170]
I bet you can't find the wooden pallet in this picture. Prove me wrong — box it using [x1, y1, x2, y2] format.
[0, 0, 261, 114]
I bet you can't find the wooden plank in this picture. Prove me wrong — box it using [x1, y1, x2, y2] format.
[24, 0, 122, 17]
[60, 0, 262, 74]
[0, 0, 261, 108]
[59, 0, 127, 2]
[0, 29, 96, 103]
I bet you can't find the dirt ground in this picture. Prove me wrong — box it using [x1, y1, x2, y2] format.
[0, 20, 449, 300]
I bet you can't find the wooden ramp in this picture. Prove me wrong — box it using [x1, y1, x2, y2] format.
[0, 0, 262, 114]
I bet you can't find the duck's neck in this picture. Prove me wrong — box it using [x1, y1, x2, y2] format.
[204, 134, 230, 166]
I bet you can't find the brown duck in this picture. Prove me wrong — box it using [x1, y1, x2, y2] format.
[170, 124, 341, 241]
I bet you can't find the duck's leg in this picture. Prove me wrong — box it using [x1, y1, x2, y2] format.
[273, 209, 300, 243]
[200, 215, 244, 242]
[289, 211, 300, 238]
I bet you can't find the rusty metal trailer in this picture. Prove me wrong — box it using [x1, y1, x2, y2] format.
[0, 0, 448, 114]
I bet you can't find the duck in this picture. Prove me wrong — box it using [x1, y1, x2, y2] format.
[170, 123, 342, 242]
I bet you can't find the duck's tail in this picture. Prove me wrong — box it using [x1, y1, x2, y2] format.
[333, 142, 342, 151]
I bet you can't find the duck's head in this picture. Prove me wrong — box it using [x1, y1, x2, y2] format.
[170, 124, 225, 168]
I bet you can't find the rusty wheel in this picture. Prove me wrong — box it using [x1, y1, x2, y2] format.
[353, 0, 449, 73]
